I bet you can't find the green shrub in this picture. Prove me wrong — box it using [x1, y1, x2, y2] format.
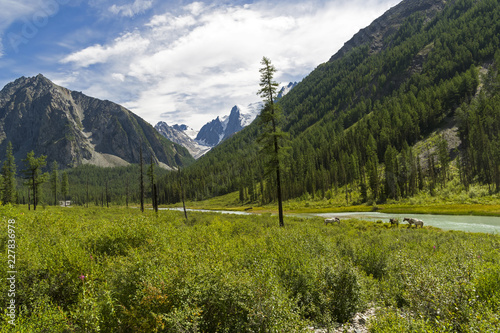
[312, 262, 362, 325]
[1, 205, 499, 332]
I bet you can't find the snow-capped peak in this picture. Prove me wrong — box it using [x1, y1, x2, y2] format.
[173, 124, 198, 140]
[236, 102, 263, 127]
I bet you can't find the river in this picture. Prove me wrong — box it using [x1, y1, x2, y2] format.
[163, 208, 500, 234]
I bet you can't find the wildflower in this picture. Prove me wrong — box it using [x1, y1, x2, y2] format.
[79, 275, 86, 281]
[433, 246, 436, 249]
[90, 255, 93, 260]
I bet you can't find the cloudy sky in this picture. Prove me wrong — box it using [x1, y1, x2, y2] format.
[0, 0, 400, 130]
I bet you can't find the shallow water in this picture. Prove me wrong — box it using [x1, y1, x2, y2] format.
[162, 208, 500, 234]
[301, 211, 500, 234]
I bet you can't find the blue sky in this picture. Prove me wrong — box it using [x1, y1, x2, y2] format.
[0, 0, 400, 130]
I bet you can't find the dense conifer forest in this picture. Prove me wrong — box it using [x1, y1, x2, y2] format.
[158, 0, 500, 206]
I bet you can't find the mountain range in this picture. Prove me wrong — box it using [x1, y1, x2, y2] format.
[154, 103, 262, 159]
[155, 82, 298, 158]
[0, 74, 193, 169]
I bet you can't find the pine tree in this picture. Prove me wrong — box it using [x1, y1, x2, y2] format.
[1, 142, 17, 204]
[22, 151, 48, 210]
[257, 57, 286, 227]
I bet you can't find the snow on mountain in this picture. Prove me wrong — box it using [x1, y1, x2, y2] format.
[155, 122, 211, 159]
[277, 82, 298, 100]
[196, 102, 264, 147]
[173, 124, 199, 140]
[237, 102, 264, 127]
[163, 82, 294, 153]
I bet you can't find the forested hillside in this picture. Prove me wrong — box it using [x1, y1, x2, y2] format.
[160, 0, 500, 205]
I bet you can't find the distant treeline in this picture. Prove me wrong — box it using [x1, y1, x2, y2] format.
[2, 163, 170, 207]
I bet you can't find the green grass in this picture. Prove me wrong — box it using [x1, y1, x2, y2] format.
[1, 205, 499, 332]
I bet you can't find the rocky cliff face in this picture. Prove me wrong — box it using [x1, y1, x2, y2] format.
[195, 105, 257, 147]
[0, 74, 193, 168]
[193, 82, 295, 147]
[195, 117, 225, 147]
[154, 121, 210, 159]
[330, 0, 449, 62]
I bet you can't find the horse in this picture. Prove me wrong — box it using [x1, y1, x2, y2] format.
[413, 219, 424, 228]
[389, 218, 399, 226]
[325, 217, 340, 225]
[404, 217, 424, 228]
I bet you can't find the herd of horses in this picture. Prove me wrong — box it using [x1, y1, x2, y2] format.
[324, 216, 424, 228]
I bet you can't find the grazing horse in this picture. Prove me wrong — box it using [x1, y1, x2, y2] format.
[325, 217, 340, 225]
[403, 217, 414, 225]
[413, 220, 424, 228]
[389, 218, 399, 227]
[404, 217, 424, 228]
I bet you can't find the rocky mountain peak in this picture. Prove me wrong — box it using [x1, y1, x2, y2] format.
[0, 75, 193, 169]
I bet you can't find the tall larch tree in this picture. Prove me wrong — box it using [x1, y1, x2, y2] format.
[257, 56, 286, 227]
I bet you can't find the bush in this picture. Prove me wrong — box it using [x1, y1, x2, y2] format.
[2, 205, 500, 332]
[312, 262, 362, 325]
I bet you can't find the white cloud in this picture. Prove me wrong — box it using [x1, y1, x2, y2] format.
[112, 73, 126, 81]
[60, 0, 400, 130]
[109, 0, 153, 17]
[61, 31, 150, 67]
[184, 2, 206, 17]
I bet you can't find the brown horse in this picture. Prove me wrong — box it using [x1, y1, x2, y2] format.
[389, 218, 399, 226]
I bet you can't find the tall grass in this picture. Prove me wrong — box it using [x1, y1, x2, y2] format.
[1, 205, 499, 332]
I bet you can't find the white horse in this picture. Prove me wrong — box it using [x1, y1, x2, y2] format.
[325, 217, 340, 225]
[403, 217, 424, 228]
[413, 219, 424, 228]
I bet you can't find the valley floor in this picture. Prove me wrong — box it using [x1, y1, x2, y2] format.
[170, 183, 500, 217]
[1, 204, 499, 332]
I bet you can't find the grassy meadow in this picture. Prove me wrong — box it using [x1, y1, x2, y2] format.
[1, 204, 499, 332]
